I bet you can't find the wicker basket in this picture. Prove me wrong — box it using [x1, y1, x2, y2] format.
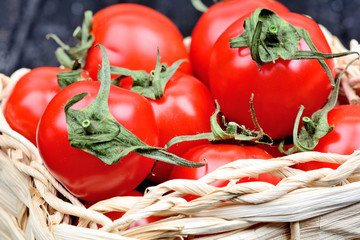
[1, 29, 360, 240]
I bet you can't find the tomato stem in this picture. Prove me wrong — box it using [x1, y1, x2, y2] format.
[266, 25, 279, 44]
[269, 25, 278, 34]
[302, 117, 315, 135]
[82, 119, 91, 128]
[152, 49, 163, 98]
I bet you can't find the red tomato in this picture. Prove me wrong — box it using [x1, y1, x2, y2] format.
[209, 11, 334, 140]
[190, 0, 289, 86]
[4, 67, 64, 145]
[37, 81, 159, 202]
[170, 144, 281, 200]
[147, 72, 215, 184]
[295, 104, 360, 171]
[84, 3, 191, 80]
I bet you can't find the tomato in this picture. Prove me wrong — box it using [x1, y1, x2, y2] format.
[209, 10, 334, 140]
[190, 0, 289, 86]
[4, 67, 65, 145]
[146, 71, 215, 184]
[37, 80, 159, 202]
[295, 104, 360, 171]
[84, 3, 191, 80]
[170, 144, 281, 200]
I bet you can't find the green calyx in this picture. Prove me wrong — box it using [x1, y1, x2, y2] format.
[65, 44, 204, 169]
[166, 95, 272, 149]
[230, 8, 356, 86]
[110, 48, 186, 100]
[47, 10, 94, 69]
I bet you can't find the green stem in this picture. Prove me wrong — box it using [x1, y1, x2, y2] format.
[152, 48, 163, 98]
[269, 25, 278, 35]
[302, 117, 315, 135]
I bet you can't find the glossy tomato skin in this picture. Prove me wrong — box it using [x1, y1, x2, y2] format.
[84, 3, 191, 80]
[4, 67, 64, 145]
[209, 12, 334, 140]
[37, 81, 159, 202]
[147, 72, 215, 184]
[170, 144, 281, 200]
[190, 0, 289, 86]
[295, 105, 360, 171]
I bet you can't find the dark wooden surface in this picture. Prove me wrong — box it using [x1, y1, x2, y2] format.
[0, 0, 358, 76]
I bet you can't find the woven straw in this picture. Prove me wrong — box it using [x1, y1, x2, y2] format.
[1, 29, 360, 240]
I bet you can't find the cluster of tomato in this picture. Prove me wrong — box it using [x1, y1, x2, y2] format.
[3, 0, 360, 227]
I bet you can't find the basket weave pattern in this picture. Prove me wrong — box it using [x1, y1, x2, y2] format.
[1, 31, 360, 240]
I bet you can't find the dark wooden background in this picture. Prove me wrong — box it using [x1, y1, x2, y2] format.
[0, 0, 358, 76]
